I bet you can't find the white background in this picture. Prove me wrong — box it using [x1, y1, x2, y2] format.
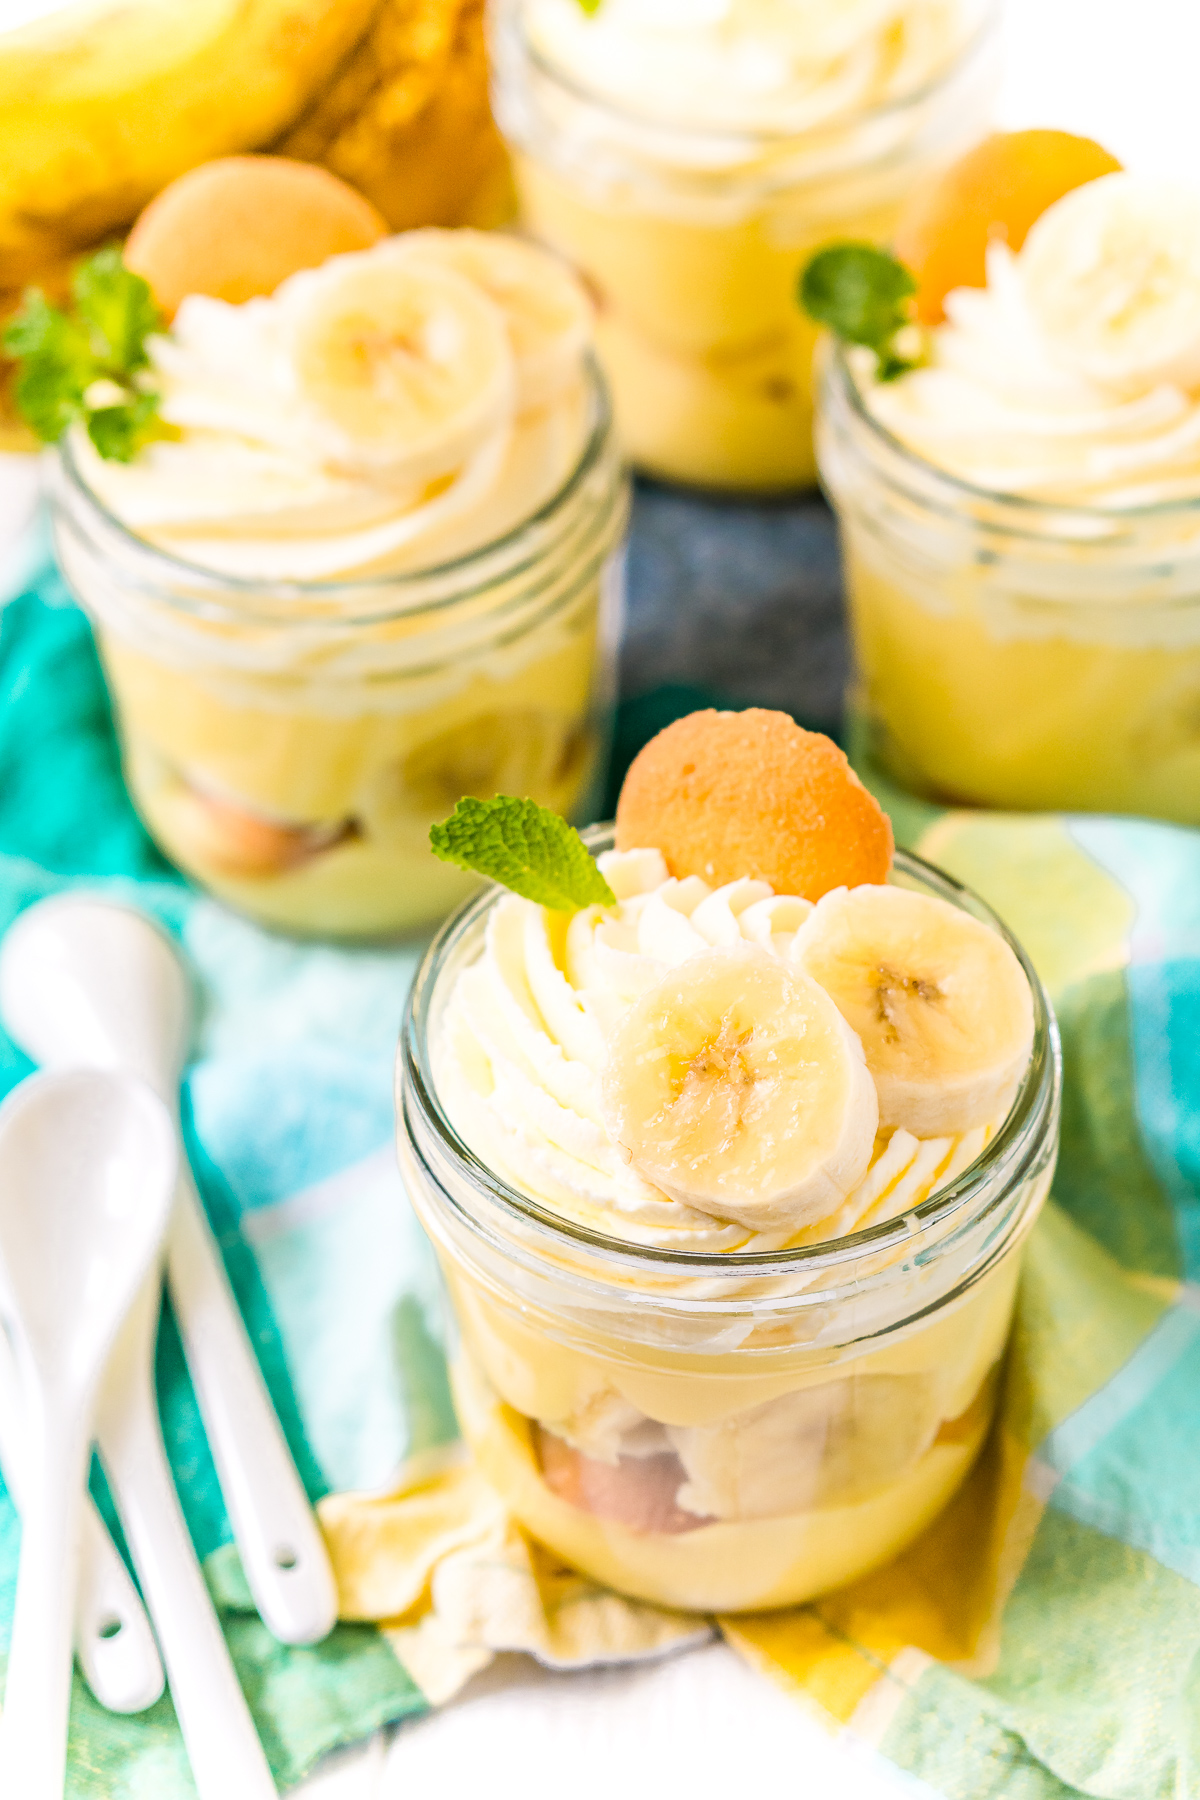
[0, 0, 1195, 1793]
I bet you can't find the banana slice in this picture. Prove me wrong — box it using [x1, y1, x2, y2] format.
[1020, 172, 1200, 394]
[792, 886, 1034, 1137]
[357, 710, 588, 847]
[277, 249, 515, 484]
[668, 1371, 940, 1521]
[599, 945, 877, 1232]
[386, 229, 592, 413]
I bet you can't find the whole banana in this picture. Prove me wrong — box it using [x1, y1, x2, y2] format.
[0, 0, 380, 291]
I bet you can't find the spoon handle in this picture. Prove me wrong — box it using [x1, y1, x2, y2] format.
[97, 1277, 279, 1800]
[0, 1388, 88, 1799]
[0, 1320, 165, 1715]
[167, 1168, 338, 1646]
[77, 1501, 168, 1715]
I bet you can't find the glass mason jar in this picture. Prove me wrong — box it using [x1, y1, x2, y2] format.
[489, 0, 1000, 493]
[819, 346, 1200, 822]
[49, 366, 628, 939]
[397, 834, 1060, 1614]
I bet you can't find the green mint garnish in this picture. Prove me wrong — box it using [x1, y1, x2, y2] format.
[799, 242, 924, 382]
[3, 245, 166, 461]
[430, 796, 617, 912]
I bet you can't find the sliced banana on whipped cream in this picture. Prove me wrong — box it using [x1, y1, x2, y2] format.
[278, 250, 515, 484]
[792, 884, 1035, 1137]
[1020, 171, 1200, 395]
[599, 945, 878, 1232]
[432, 710, 1038, 1255]
[383, 230, 593, 414]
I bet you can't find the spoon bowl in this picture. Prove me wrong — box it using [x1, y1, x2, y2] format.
[0, 1067, 177, 1382]
[0, 895, 190, 1096]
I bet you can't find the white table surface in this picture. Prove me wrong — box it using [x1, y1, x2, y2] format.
[1, 2, 1197, 1788]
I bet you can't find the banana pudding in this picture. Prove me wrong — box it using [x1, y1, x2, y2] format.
[44, 174, 626, 937]
[817, 152, 1200, 820]
[399, 710, 1058, 1611]
[489, 0, 999, 490]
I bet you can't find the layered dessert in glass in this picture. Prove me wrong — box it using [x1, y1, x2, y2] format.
[49, 217, 627, 937]
[489, 0, 1000, 490]
[818, 151, 1200, 820]
[398, 710, 1059, 1611]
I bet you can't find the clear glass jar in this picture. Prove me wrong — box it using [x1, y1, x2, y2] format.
[818, 346, 1200, 822]
[397, 834, 1060, 1613]
[49, 367, 628, 939]
[489, 0, 999, 492]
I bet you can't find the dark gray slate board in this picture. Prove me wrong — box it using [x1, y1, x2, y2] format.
[620, 478, 847, 738]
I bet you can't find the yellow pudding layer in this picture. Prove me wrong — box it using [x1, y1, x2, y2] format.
[435, 1242, 1017, 1613]
[518, 161, 895, 490]
[845, 533, 1200, 821]
[100, 601, 605, 936]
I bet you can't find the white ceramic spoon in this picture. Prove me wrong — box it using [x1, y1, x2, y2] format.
[95, 1274, 278, 1799]
[0, 1320, 164, 1714]
[0, 895, 338, 1647]
[0, 1068, 176, 1798]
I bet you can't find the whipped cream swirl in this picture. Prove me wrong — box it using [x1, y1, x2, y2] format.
[436, 848, 991, 1254]
[865, 240, 1200, 508]
[523, 0, 969, 137]
[74, 237, 592, 583]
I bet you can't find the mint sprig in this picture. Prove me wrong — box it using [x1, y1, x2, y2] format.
[799, 242, 924, 382]
[430, 796, 616, 912]
[3, 245, 166, 461]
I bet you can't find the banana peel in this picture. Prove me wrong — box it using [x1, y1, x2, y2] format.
[278, 0, 514, 232]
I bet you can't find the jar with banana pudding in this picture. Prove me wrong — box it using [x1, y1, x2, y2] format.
[819, 171, 1200, 821]
[50, 232, 627, 937]
[489, 0, 999, 491]
[398, 811, 1058, 1613]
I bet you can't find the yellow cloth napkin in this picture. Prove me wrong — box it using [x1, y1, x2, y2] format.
[318, 1447, 712, 1705]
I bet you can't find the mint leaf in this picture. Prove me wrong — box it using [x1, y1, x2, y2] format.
[86, 387, 162, 462]
[430, 796, 616, 912]
[799, 242, 922, 381]
[4, 289, 87, 366]
[73, 245, 160, 373]
[4, 293, 94, 440]
[3, 246, 165, 457]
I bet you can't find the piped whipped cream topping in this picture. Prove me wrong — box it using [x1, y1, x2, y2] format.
[435, 847, 990, 1254]
[865, 218, 1200, 508]
[75, 234, 593, 582]
[523, 0, 969, 137]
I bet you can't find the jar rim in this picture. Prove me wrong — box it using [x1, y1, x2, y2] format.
[506, 0, 1000, 154]
[398, 829, 1059, 1287]
[53, 355, 615, 619]
[826, 341, 1200, 533]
